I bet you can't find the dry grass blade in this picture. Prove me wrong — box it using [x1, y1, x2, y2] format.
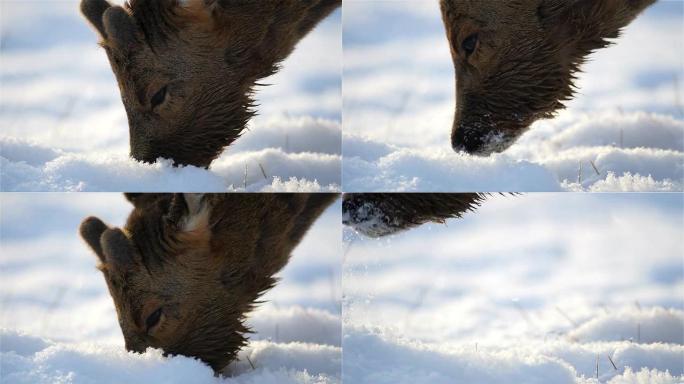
[246, 355, 256, 370]
[607, 353, 618, 370]
[590, 160, 600, 176]
[595, 353, 599, 379]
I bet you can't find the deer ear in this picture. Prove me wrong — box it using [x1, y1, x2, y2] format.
[100, 228, 135, 268]
[103, 6, 140, 51]
[80, 216, 109, 263]
[80, 0, 112, 39]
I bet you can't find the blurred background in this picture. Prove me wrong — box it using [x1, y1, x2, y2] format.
[343, 193, 684, 382]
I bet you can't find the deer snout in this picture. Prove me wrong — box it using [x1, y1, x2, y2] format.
[123, 334, 148, 354]
[128, 133, 158, 165]
[451, 120, 517, 156]
[451, 123, 485, 155]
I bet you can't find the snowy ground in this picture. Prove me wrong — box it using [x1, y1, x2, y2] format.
[0, 194, 342, 383]
[342, 1, 684, 192]
[0, 1, 341, 192]
[342, 193, 684, 383]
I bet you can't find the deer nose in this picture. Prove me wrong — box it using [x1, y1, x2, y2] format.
[451, 123, 488, 155]
[124, 335, 148, 354]
[129, 136, 157, 164]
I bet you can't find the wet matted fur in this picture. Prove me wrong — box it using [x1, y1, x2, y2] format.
[79, 193, 338, 372]
[81, 0, 340, 167]
[440, 0, 656, 155]
[343, 193, 486, 237]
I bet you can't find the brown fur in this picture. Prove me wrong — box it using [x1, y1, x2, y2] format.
[343, 193, 485, 237]
[79, 193, 338, 372]
[440, 0, 657, 155]
[80, 0, 340, 167]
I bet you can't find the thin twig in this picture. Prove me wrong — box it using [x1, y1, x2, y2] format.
[589, 160, 600, 176]
[607, 353, 618, 370]
[258, 163, 268, 179]
[577, 161, 583, 184]
[246, 355, 255, 370]
[595, 353, 600, 379]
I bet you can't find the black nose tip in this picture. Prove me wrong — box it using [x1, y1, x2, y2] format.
[451, 128, 484, 155]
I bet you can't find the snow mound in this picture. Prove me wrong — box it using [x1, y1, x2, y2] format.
[231, 340, 340, 380]
[342, 133, 562, 192]
[568, 307, 684, 344]
[342, 113, 684, 191]
[606, 368, 679, 384]
[1, 329, 340, 384]
[344, 326, 579, 384]
[541, 112, 684, 152]
[1, 137, 340, 192]
[343, 326, 684, 384]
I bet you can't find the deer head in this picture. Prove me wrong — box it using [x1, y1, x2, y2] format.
[440, 0, 656, 155]
[79, 193, 337, 372]
[81, 0, 340, 167]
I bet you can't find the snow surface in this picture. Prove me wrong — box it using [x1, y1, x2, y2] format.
[342, 1, 684, 191]
[0, 194, 342, 383]
[0, 1, 341, 192]
[342, 193, 684, 383]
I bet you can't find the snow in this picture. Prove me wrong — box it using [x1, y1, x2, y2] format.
[1, 330, 340, 384]
[0, 194, 342, 383]
[344, 327, 683, 384]
[342, 1, 684, 191]
[0, 1, 341, 192]
[342, 193, 684, 383]
[567, 307, 684, 345]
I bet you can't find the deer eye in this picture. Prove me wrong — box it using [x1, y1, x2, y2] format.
[150, 86, 167, 109]
[145, 307, 162, 332]
[461, 33, 478, 56]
